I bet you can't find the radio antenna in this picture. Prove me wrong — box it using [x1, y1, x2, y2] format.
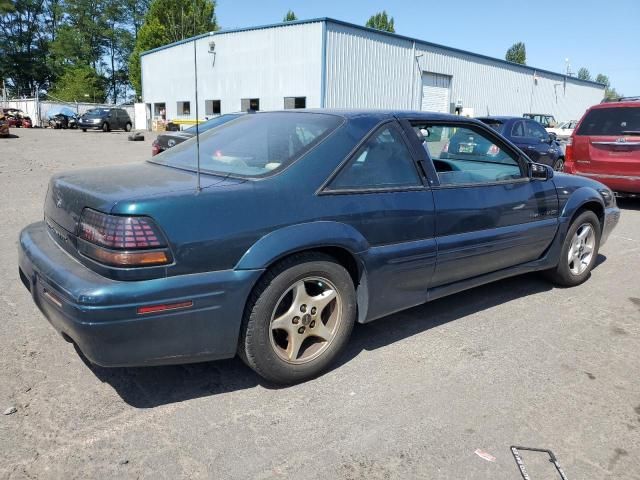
[193, 0, 201, 192]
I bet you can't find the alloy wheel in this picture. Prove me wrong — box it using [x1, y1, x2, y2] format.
[269, 276, 342, 364]
[568, 223, 595, 275]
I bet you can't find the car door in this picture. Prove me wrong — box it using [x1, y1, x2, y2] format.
[321, 121, 437, 321]
[402, 118, 559, 288]
[525, 120, 554, 166]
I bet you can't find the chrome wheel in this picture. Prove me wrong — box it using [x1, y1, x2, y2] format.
[269, 276, 342, 364]
[568, 223, 595, 275]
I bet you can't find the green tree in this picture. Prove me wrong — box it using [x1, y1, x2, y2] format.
[129, 0, 218, 97]
[595, 73, 621, 101]
[0, 0, 15, 13]
[48, 64, 106, 102]
[505, 42, 526, 65]
[577, 67, 591, 81]
[283, 9, 296, 22]
[0, 0, 53, 96]
[365, 10, 395, 33]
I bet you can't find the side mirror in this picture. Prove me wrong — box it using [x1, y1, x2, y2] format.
[529, 162, 554, 181]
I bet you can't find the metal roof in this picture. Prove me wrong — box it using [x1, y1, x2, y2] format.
[141, 17, 605, 89]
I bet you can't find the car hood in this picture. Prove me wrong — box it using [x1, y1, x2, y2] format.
[45, 162, 242, 233]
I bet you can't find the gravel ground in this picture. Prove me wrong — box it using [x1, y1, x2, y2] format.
[1, 128, 639, 480]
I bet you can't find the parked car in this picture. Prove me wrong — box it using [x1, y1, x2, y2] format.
[0, 114, 9, 137]
[78, 108, 132, 132]
[152, 113, 244, 155]
[18, 110, 620, 384]
[565, 98, 640, 195]
[547, 120, 577, 140]
[2, 108, 27, 128]
[474, 116, 566, 171]
[48, 113, 78, 129]
[523, 113, 557, 128]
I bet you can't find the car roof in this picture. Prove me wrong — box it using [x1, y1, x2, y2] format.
[590, 101, 640, 109]
[475, 116, 521, 122]
[265, 109, 485, 124]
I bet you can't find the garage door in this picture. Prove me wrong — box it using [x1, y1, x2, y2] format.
[421, 73, 451, 113]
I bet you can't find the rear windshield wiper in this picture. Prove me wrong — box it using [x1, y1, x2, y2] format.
[622, 130, 640, 135]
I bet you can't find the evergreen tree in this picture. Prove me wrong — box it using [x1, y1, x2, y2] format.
[365, 11, 395, 33]
[505, 42, 526, 65]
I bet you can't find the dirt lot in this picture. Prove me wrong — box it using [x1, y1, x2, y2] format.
[1, 128, 639, 479]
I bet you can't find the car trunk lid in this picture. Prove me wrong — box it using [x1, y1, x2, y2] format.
[573, 106, 640, 176]
[44, 161, 236, 234]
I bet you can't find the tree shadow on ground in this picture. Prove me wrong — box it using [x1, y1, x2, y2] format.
[82, 258, 606, 408]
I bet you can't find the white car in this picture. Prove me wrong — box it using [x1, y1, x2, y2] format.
[547, 120, 577, 140]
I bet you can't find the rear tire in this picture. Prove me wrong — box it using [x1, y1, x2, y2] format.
[239, 253, 356, 384]
[545, 210, 601, 287]
[553, 157, 565, 172]
[82, 128, 87, 132]
[125, 122, 132, 132]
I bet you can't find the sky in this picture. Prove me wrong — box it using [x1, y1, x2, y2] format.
[216, 0, 638, 95]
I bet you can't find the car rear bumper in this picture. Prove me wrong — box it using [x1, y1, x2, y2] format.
[573, 172, 640, 194]
[18, 221, 263, 367]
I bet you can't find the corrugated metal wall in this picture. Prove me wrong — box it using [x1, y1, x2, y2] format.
[324, 22, 604, 121]
[142, 21, 323, 121]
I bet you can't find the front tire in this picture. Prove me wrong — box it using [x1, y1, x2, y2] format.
[545, 210, 601, 287]
[102, 122, 109, 132]
[239, 253, 357, 384]
[82, 128, 87, 132]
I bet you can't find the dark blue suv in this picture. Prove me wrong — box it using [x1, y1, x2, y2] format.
[475, 116, 565, 171]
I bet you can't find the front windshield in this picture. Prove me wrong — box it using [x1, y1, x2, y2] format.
[85, 109, 109, 116]
[149, 112, 342, 178]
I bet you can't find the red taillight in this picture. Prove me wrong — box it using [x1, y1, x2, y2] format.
[487, 144, 501, 156]
[79, 208, 165, 249]
[565, 136, 575, 172]
[78, 209, 170, 267]
[151, 140, 161, 156]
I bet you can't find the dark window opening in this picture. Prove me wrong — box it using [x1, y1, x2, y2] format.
[284, 97, 307, 109]
[177, 101, 191, 116]
[205, 100, 221, 116]
[241, 98, 260, 111]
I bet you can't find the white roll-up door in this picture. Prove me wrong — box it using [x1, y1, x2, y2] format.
[421, 73, 451, 113]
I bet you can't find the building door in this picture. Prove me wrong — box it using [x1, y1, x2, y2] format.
[421, 73, 451, 113]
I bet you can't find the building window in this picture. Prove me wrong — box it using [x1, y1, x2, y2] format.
[284, 97, 306, 109]
[241, 98, 260, 111]
[177, 101, 191, 116]
[205, 100, 221, 116]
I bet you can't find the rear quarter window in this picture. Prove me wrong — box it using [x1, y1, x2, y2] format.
[577, 107, 640, 136]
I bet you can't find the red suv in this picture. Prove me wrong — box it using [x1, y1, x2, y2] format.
[565, 98, 640, 195]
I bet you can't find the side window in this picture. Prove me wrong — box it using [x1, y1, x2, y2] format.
[416, 123, 523, 186]
[328, 124, 421, 190]
[511, 121, 525, 137]
[526, 121, 548, 140]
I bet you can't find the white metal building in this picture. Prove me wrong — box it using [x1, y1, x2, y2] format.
[140, 18, 605, 126]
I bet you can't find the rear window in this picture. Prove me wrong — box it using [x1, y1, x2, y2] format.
[478, 119, 504, 132]
[576, 107, 640, 136]
[149, 112, 342, 178]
